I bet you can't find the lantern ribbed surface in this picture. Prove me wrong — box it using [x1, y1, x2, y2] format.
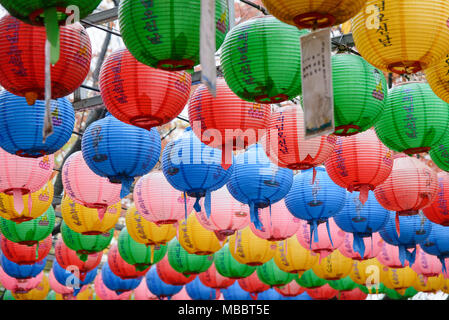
[312, 250, 354, 281]
[420, 224, 449, 272]
[221, 281, 252, 300]
[185, 277, 220, 301]
[338, 288, 367, 300]
[220, 16, 308, 104]
[430, 134, 449, 172]
[306, 284, 337, 300]
[327, 276, 358, 292]
[262, 105, 336, 170]
[411, 247, 442, 279]
[425, 54, 449, 104]
[423, 172, 449, 226]
[352, 0, 449, 74]
[49, 268, 74, 295]
[95, 273, 132, 301]
[81, 114, 161, 198]
[108, 244, 150, 279]
[339, 232, 384, 261]
[167, 238, 214, 276]
[156, 255, 196, 286]
[213, 243, 256, 280]
[331, 54, 387, 136]
[349, 258, 383, 285]
[0, 234, 52, 265]
[375, 83, 449, 154]
[11, 274, 49, 300]
[118, 0, 228, 71]
[133, 280, 158, 300]
[0, 16, 91, 104]
[296, 269, 327, 289]
[101, 262, 142, 295]
[382, 267, 417, 294]
[413, 274, 444, 293]
[275, 280, 305, 297]
[199, 263, 235, 290]
[0, 265, 42, 294]
[237, 271, 269, 299]
[261, 0, 367, 29]
[274, 236, 318, 275]
[0, 91, 74, 157]
[377, 242, 409, 269]
[146, 266, 183, 299]
[0, 254, 46, 279]
[99, 48, 191, 129]
[256, 259, 294, 287]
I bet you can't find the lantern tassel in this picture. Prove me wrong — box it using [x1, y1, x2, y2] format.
[395, 212, 401, 237]
[439, 256, 448, 274]
[398, 245, 407, 267]
[183, 191, 188, 221]
[326, 219, 334, 247]
[359, 185, 369, 204]
[73, 286, 81, 297]
[43, 7, 60, 65]
[79, 272, 86, 282]
[311, 167, 317, 185]
[12, 189, 24, 216]
[249, 292, 258, 300]
[221, 148, 232, 170]
[193, 196, 202, 213]
[204, 191, 212, 218]
[43, 36, 54, 143]
[120, 177, 133, 198]
[97, 206, 107, 221]
[250, 202, 263, 230]
[310, 220, 319, 248]
[352, 234, 366, 258]
[406, 247, 417, 266]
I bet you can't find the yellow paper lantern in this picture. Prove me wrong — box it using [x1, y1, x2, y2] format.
[274, 236, 318, 276]
[61, 195, 121, 235]
[352, 0, 449, 74]
[0, 182, 53, 223]
[125, 205, 176, 246]
[425, 54, 449, 103]
[441, 278, 449, 294]
[349, 258, 383, 289]
[228, 226, 276, 266]
[12, 275, 50, 300]
[412, 274, 445, 293]
[382, 266, 417, 295]
[177, 213, 223, 255]
[312, 250, 353, 281]
[261, 0, 367, 29]
[55, 286, 95, 300]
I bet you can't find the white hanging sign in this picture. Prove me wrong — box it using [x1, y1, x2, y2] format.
[200, 0, 217, 97]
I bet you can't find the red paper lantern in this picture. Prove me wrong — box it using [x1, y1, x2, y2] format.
[423, 172, 449, 226]
[156, 256, 196, 286]
[306, 284, 338, 300]
[0, 235, 51, 265]
[325, 129, 394, 204]
[188, 78, 271, 168]
[0, 15, 91, 106]
[99, 48, 191, 130]
[199, 263, 236, 290]
[274, 280, 305, 297]
[374, 154, 438, 233]
[107, 245, 149, 280]
[338, 288, 367, 300]
[237, 271, 270, 300]
[54, 238, 102, 282]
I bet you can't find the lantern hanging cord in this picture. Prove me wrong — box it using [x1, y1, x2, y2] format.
[239, 0, 269, 15]
[80, 19, 122, 37]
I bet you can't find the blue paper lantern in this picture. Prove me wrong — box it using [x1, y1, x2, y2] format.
[257, 288, 283, 300]
[0, 254, 46, 279]
[379, 213, 432, 266]
[0, 90, 75, 158]
[146, 266, 183, 300]
[185, 276, 219, 300]
[162, 127, 233, 218]
[226, 143, 293, 229]
[52, 259, 97, 296]
[420, 223, 449, 273]
[81, 114, 161, 198]
[284, 292, 313, 300]
[334, 191, 390, 257]
[220, 281, 253, 300]
[101, 261, 142, 295]
[284, 167, 346, 244]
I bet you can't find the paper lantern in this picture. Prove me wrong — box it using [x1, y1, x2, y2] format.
[221, 16, 308, 104]
[261, 0, 367, 29]
[162, 127, 233, 217]
[177, 214, 223, 255]
[61, 195, 121, 236]
[349, 258, 384, 289]
[430, 133, 449, 172]
[274, 236, 319, 275]
[81, 114, 161, 198]
[333, 190, 390, 257]
[156, 255, 196, 286]
[170, 287, 193, 301]
[228, 227, 276, 267]
[327, 276, 358, 292]
[108, 244, 149, 279]
[195, 186, 250, 241]
[256, 259, 294, 288]
[0, 205, 55, 246]
[423, 172, 449, 226]
[125, 205, 176, 247]
[99, 48, 191, 129]
[167, 238, 214, 276]
[1, 235, 51, 265]
[134, 171, 194, 226]
[0, 91, 75, 157]
[221, 281, 253, 300]
[262, 105, 336, 171]
[94, 273, 132, 301]
[146, 266, 183, 300]
[0, 266, 42, 294]
[425, 53, 449, 104]
[312, 250, 354, 281]
[0, 254, 46, 279]
[374, 155, 438, 233]
[306, 284, 338, 300]
[227, 143, 293, 229]
[338, 288, 368, 300]
[411, 246, 443, 280]
[118, 228, 167, 271]
[296, 218, 346, 261]
[189, 78, 271, 167]
[48, 269, 74, 297]
[133, 280, 158, 301]
[274, 280, 305, 297]
[295, 269, 327, 289]
[377, 242, 410, 269]
[199, 263, 235, 290]
[101, 262, 142, 295]
[325, 130, 393, 205]
[250, 200, 301, 242]
[52, 259, 97, 297]
[185, 277, 220, 301]
[11, 274, 49, 300]
[119, 0, 228, 71]
[339, 232, 384, 261]
[61, 221, 113, 261]
[413, 274, 445, 293]
[257, 287, 285, 300]
[237, 271, 270, 300]
[420, 224, 449, 273]
[0, 149, 54, 215]
[213, 243, 256, 279]
[0, 15, 92, 105]
[375, 83, 449, 154]
[285, 168, 347, 243]
[382, 267, 417, 295]
[0, 181, 53, 223]
[352, 0, 449, 74]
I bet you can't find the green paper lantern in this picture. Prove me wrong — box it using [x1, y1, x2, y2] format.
[220, 15, 308, 104]
[3, 290, 15, 300]
[328, 276, 358, 292]
[256, 259, 294, 287]
[213, 243, 256, 279]
[332, 54, 387, 136]
[375, 82, 449, 155]
[119, 0, 229, 71]
[61, 221, 113, 262]
[117, 227, 167, 272]
[0, 206, 55, 246]
[430, 134, 449, 171]
[295, 269, 327, 289]
[167, 238, 213, 276]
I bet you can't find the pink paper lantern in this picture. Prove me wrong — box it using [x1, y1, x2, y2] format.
[95, 272, 132, 300]
[411, 246, 442, 280]
[171, 287, 192, 300]
[377, 241, 409, 268]
[62, 151, 121, 220]
[0, 266, 42, 294]
[0, 149, 54, 214]
[296, 218, 346, 261]
[133, 280, 159, 300]
[199, 263, 236, 289]
[134, 171, 194, 225]
[250, 199, 301, 241]
[274, 280, 305, 297]
[339, 232, 384, 261]
[195, 187, 250, 241]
